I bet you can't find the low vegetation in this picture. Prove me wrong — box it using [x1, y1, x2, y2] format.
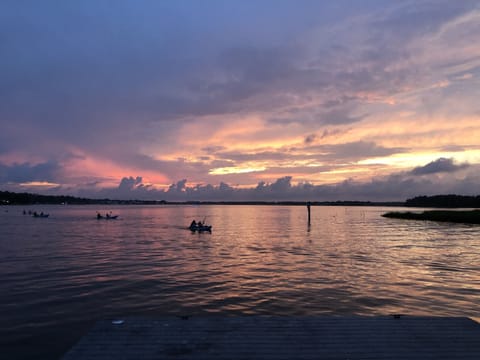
[382, 210, 480, 224]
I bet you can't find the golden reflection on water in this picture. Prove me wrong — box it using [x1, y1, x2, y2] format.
[2, 204, 480, 319]
[2, 204, 480, 360]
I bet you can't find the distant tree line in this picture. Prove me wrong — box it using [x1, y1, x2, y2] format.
[405, 195, 480, 208]
[0, 191, 166, 205]
[2, 190, 478, 207]
[0, 191, 95, 205]
[0, 191, 405, 206]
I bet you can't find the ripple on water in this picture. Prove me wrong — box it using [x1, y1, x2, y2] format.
[1, 205, 480, 360]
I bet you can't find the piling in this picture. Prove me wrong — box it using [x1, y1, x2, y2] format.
[307, 201, 311, 225]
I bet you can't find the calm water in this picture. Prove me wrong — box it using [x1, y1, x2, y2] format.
[1, 204, 480, 359]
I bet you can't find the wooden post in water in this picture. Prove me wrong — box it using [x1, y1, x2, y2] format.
[307, 201, 311, 226]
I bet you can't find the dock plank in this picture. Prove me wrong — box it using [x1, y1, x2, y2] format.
[62, 316, 480, 359]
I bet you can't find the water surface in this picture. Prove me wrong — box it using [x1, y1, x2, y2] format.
[1, 205, 479, 359]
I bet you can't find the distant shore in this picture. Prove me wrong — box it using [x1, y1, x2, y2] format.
[0, 190, 404, 206]
[382, 210, 480, 224]
[1, 190, 480, 208]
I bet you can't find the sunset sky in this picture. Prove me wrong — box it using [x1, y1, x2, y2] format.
[1, 1, 479, 201]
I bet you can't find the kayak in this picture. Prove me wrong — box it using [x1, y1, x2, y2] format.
[33, 213, 49, 218]
[189, 224, 212, 232]
[97, 214, 119, 220]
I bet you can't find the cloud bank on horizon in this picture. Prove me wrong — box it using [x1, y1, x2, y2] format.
[1, 1, 479, 201]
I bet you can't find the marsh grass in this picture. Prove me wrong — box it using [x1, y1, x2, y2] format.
[382, 209, 480, 224]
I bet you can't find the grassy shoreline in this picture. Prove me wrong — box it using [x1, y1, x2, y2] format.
[382, 209, 480, 224]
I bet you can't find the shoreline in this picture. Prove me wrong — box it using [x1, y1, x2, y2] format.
[382, 209, 480, 224]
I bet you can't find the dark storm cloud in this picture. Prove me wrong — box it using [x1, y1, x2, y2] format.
[1, 1, 479, 199]
[1, 1, 475, 126]
[320, 141, 406, 160]
[0, 1, 350, 159]
[0, 161, 60, 183]
[0, 1, 224, 150]
[411, 158, 469, 176]
[269, 106, 365, 127]
[320, 109, 367, 126]
[1, 2, 310, 112]
[1, 1, 474, 143]
[292, 141, 406, 163]
[212, 141, 405, 165]
[120, 153, 214, 181]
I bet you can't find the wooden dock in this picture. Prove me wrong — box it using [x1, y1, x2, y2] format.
[62, 316, 480, 359]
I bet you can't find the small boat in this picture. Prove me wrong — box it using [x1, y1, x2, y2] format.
[189, 223, 212, 232]
[33, 212, 49, 218]
[97, 213, 119, 220]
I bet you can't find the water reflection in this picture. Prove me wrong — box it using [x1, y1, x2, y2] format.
[1, 205, 480, 359]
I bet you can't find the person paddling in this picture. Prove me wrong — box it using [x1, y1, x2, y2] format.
[190, 220, 197, 230]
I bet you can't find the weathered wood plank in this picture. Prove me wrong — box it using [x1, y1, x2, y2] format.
[62, 316, 480, 360]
